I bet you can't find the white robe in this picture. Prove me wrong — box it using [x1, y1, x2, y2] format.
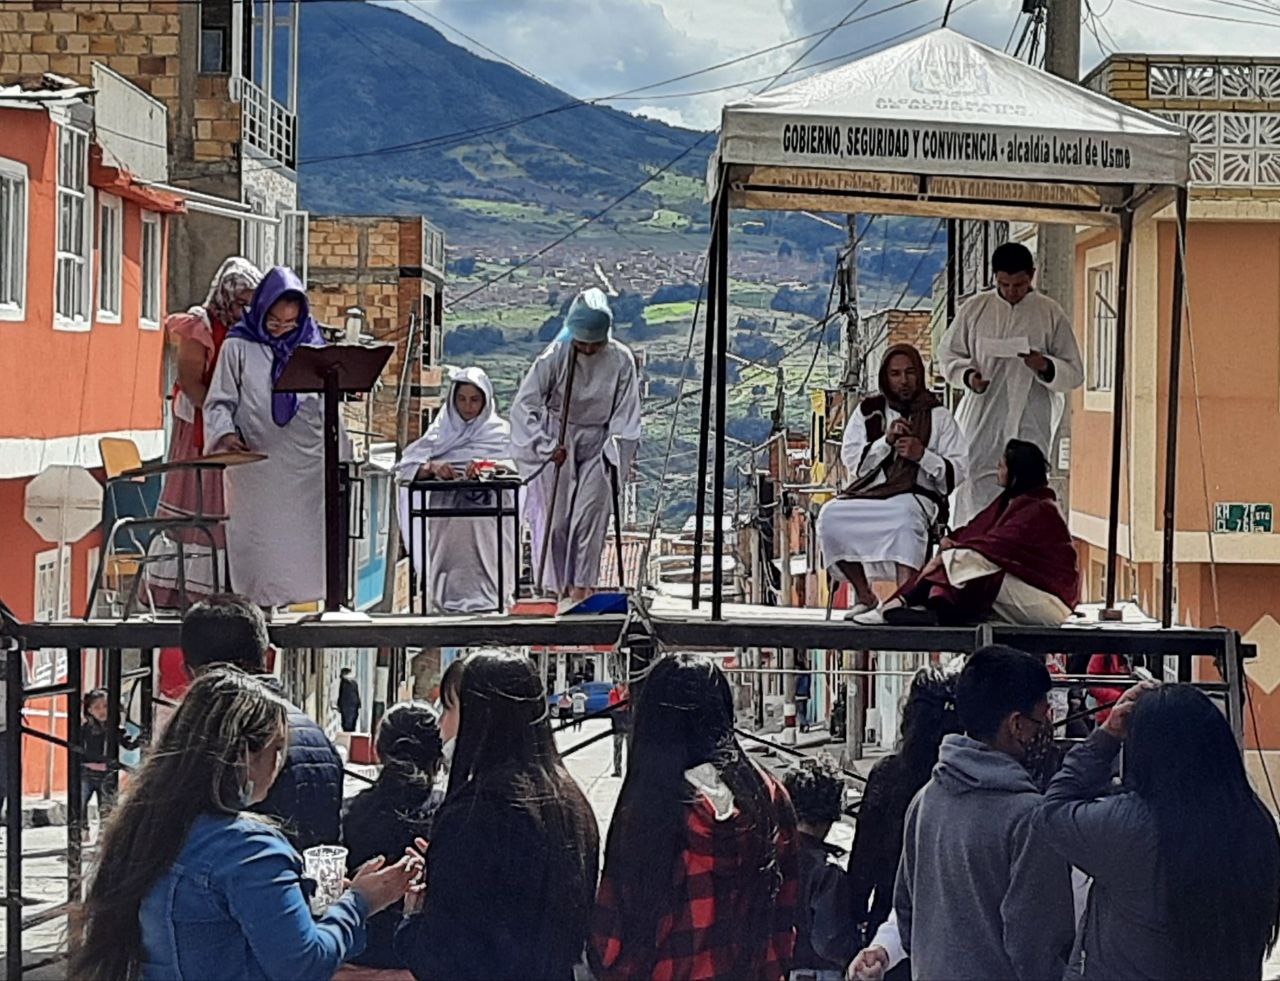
[510, 338, 642, 594]
[817, 404, 969, 581]
[939, 289, 1083, 526]
[203, 338, 331, 608]
[394, 367, 517, 614]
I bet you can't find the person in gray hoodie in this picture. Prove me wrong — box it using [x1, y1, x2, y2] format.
[894, 645, 1074, 980]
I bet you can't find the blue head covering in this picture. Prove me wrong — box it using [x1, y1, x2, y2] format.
[228, 266, 325, 426]
[563, 288, 613, 343]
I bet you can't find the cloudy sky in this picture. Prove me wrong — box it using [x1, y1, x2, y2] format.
[378, 0, 1280, 130]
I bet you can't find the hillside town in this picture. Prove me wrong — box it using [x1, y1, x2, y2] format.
[4, 0, 1280, 978]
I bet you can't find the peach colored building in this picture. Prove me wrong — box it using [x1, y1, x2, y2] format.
[1071, 55, 1280, 775]
[0, 76, 183, 794]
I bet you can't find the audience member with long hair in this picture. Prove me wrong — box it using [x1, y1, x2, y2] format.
[815, 665, 962, 977]
[72, 668, 418, 981]
[590, 653, 800, 980]
[394, 650, 599, 980]
[342, 701, 447, 972]
[1041, 682, 1280, 979]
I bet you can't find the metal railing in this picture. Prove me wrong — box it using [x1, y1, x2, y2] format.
[0, 608, 1252, 977]
[237, 78, 297, 169]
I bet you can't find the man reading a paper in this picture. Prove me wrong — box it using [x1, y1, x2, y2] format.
[939, 242, 1083, 526]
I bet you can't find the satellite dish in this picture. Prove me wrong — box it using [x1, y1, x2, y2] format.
[24, 465, 104, 544]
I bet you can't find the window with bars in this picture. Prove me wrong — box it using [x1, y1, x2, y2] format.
[0, 158, 25, 317]
[97, 195, 122, 320]
[141, 212, 162, 327]
[56, 126, 92, 328]
[1087, 263, 1116, 393]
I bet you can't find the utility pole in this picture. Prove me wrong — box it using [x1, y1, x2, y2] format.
[1039, 0, 1081, 506]
[840, 215, 862, 391]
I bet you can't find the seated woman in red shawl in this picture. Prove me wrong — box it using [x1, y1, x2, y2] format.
[855, 439, 1080, 626]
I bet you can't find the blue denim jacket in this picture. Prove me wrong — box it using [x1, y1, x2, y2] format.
[139, 813, 367, 980]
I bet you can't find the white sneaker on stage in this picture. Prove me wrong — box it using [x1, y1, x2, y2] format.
[842, 601, 876, 621]
[851, 606, 887, 625]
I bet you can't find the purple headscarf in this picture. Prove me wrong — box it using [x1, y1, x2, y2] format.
[228, 266, 325, 426]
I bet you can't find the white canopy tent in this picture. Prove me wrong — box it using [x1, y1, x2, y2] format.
[692, 29, 1194, 627]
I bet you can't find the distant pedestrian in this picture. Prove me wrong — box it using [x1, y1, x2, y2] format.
[795, 659, 811, 732]
[72, 668, 420, 981]
[1041, 682, 1280, 979]
[395, 650, 599, 980]
[571, 687, 587, 731]
[342, 701, 446, 972]
[893, 646, 1074, 979]
[782, 758, 846, 981]
[339, 667, 362, 732]
[590, 653, 799, 981]
[181, 594, 344, 851]
[79, 689, 141, 831]
[608, 683, 629, 777]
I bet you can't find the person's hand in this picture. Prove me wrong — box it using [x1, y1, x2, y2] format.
[939, 536, 956, 550]
[432, 461, 459, 480]
[400, 837, 429, 916]
[349, 854, 422, 915]
[465, 460, 483, 479]
[887, 418, 912, 443]
[210, 433, 249, 453]
[1101, 681, 1158, 741]
[551, 446, 568, 466]
[848, 944, 890, 980]
[967, 370, 990, 394]
[894, 436, 925, 462]
[1022, 350, 1051, 374]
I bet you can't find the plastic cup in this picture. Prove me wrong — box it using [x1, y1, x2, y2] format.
[303, 845, 348, 914]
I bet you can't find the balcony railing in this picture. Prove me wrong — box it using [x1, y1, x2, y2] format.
[235, 77, 297, 170]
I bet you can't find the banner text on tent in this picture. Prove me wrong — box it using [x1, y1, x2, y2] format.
[780, 124, 1134, 172]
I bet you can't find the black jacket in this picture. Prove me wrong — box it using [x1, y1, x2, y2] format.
[80, 716, 141, 770]
[343, 781, 445, 969]
[395, 768, 599, 980]
[250, 682, 344, 852]
[792, 831, 847, 972]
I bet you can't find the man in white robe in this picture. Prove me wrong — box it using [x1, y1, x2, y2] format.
[816, 344, 969, 619]
[510, 288, 642, 603]
[939, 241, 1084, 526]
[395, 366, 517, 614]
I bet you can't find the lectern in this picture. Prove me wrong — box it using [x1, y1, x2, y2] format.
[276, 343, 393, 614]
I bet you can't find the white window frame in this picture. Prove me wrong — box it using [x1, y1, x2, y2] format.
[140, 211, 162, 329]
[1084, 241, 1119, 411]
[33, 545, 72, 684]
[0, 156, 27, 320]
[96, 193, 123, 322]
[55, 125, 93, 331]
[278, 208, 308, 284]
[242, 192, 267, 270]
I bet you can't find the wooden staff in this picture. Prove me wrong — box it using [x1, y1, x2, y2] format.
[608, 457, 626, 590]
[536, 345, 579, 594]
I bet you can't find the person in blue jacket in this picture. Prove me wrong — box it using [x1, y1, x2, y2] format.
[71, 667, 420, 981]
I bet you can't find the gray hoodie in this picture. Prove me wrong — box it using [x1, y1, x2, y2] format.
[894, 733, 1075, 980]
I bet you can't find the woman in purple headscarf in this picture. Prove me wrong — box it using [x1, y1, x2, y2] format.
[203, 267, 332, 608]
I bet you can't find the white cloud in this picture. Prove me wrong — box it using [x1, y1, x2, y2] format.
[383, 0, 1280, 131]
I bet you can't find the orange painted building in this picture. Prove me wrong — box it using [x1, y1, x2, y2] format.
[0, 77, 183, 795]
[1070, 55, 1280, 786]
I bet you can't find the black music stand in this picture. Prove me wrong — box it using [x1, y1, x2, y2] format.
[276, 343, 393, 617]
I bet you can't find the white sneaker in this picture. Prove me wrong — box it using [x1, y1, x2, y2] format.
[843, 601, 876, 621]
[851, 607, 887, 625]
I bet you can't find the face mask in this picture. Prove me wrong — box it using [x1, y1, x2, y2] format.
[1021, 715, 1057, 786]
[441, 738, 456, 766]
[238, 778, 256, 808]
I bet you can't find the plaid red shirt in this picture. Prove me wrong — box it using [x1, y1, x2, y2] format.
[590, 768, 799, 981]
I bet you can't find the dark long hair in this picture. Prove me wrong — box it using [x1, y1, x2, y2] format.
[1126, 685, 1280, 979]
[896, 666, 962, 787]
[443, 651, 598, 946]
[602, 654, 783, 954]
[1002, 439, 1050, 498]
[72, 669, 288, 981]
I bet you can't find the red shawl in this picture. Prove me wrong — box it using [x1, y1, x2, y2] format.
[949, 486, 1080, 608]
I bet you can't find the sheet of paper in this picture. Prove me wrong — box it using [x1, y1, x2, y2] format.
[982, 336, 1031, 359]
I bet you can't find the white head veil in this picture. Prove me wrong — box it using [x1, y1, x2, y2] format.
[396, 366, 510, 479]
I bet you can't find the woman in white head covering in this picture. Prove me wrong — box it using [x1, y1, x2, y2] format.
[395, 367, 518, 614]
[509, 288, 642, 604]
[145, 257, 262, 609]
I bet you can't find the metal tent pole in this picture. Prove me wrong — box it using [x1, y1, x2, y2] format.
[5, 646, 25, 980]
[711, 186, 731, 620]
[1162, 188, 1191, 648]
[692, 207, 721, 610]
[1104, 204, 1135, 614]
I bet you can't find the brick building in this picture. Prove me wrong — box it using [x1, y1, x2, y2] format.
[307, 215, 447, 444]
[0, 0, 306, 309]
